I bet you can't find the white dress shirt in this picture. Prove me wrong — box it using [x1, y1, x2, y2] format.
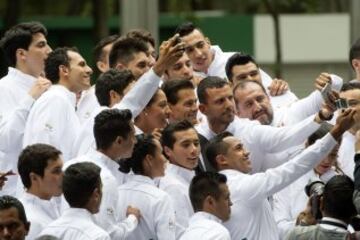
[196, 114, 320, 173]
[338, 131, 355, 179]
[180, 212, 231, 240]
[39, 208, 110, 240]
[23, 84, 79, 162]
[64, 150, 136, 239]
[221, 133, 337, 240]
[76, 86, 100, 125]
[72, 68, 161, 157]
[0, 67, 36, 196]
[20, 192, 60, 240]
[117, 174, 176, 240]
[159, 163, 195, 239]
[273, 169, 337, 239]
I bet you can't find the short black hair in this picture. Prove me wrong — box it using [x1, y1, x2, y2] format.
[233, 80, 267, 99]
[94, 109, 133, 150]
[189, 172, 227, 212]
[349, 38, 360, 68]
[109, 37, 149, 68]
[126, 29, 155, 48]
[161, 79, 195, 105]
[197, 76, 229, 104]
[0, 195, 28, 225]
[322, 175, 356, 222]
[225, 53, 257, 82]
[62, 162, 101, 208]
[205, 131, 233, 170]
[161, 120, 195, 150]
[93, 34, 119, 63]
[0, 21, 47, 67]
[175, 22, 199, 37]
[45, 47, 78, 84]
[340, 81, 360, 92]
[18, 144, 62, 189]
[95, 69, 135, 106]
[119, 134, 157, 174]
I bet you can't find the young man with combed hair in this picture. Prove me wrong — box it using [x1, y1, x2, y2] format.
[180, 172, 232, 240]
[161, 79, 198, 125]
[0, 21, 52, 196]
[0, 195, 30, 240]
[17, 144, 63, 239]
[349, 38, 360, 82]
[39, 162, 110, 240]
[159, 120, 200, 238]
[65, 109, 141, 239]
[23, 47, 93, 162]
[204, 107, 356, 240]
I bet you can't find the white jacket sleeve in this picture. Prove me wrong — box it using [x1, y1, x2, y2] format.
[240, 114, 320, 153]
[234, 133, 337, 205]
[0, 94, 34, 151]
[113, 68, 161, 118]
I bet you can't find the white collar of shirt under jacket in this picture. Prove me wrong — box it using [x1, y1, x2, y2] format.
[51, 84, 77, 108]
[7, 67, 37, 89]
[191, 211, 223, 224]
[167, 163, 195, 185]
[131, 174, 156, 186]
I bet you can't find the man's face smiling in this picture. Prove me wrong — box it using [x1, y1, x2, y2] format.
[181, 29, 213, 73]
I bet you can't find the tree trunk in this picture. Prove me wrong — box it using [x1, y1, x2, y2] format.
[263, 0, 283, 78]
[92, 0, 109, 43]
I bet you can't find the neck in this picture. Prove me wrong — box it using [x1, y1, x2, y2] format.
[15, 64, 40, 78]
[207, 117, 228, 134]
[27, 188, 51, 201]
[135, 118, 153, 134]
[97, 148, 119, 161]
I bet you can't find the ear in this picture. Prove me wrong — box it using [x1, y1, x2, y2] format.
[215, 154, 227, 168]
[115, 135, 123, 145]
[29, 172, 38, 183]
[205, 37, 211, 46]
[163, 145, 173, 159]
[198, 103, 207, 114]
[115, 62, 126, 71]
[16, 49, 27, 61]
[25, 221, 31, 234]
[109, 89, 122, 102]
[96, 61, 107, 73]
[59, 65, 69, 77]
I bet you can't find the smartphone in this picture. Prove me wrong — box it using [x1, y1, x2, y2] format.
[321, 83, 332, 102]
[335, 98, 349, 109]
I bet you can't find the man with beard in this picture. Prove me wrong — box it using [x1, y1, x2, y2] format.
[196, 76, 335, 173]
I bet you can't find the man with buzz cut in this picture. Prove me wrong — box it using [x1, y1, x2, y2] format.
[0, 21, 52, 196]
[180, 172, 232, 240]
[39, 162, 111, 240]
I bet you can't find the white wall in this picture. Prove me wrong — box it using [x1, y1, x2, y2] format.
[254, 14, 353, 97]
